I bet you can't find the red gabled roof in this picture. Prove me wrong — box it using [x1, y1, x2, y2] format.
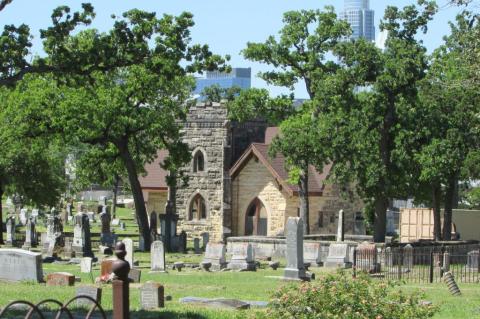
[229, 143, 330, 196]
[139, 150, 169, 191]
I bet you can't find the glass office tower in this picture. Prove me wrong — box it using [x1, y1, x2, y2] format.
[341, 0, 375, 42]
[194, 68, 251, 97]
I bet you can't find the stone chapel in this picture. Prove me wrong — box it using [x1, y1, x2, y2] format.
[140, 102, 364, 242]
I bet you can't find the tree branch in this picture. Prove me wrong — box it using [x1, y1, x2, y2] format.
[0, 0, 13, 12]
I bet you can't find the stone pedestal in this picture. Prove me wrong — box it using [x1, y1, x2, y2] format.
[325, 243, 352, 268]
[201, 243, 227, 271]
[227, 243, 256, 271]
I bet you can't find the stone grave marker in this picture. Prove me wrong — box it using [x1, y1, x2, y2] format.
[123, 238, 134, 268]
[303, 242, 322, 267]
[201, 232, 209, 251]
[72, 213, 93, 258]
[140, 282, 164, 309]
[356, 242, 377, 272]
[150, 241, 166, 272]
[31, 208, 39, 217]
[403, 244, 413, 271]
[201, 243, 227, 271]
[325, 243, 352, 268]
[336, 209, 345, 242]
[283, 217, 309, 281]
[194, 238, 201, 254]
[46, 272, 75, 286]
[0, 249, 43, 282]
[100, 211, 115, 247]
[22, 218, 36, 250]
[467, 250, 479, 270]
[227, 243, 256, 271]
[128, 268, 141, 283]
[5, 216, 15, 246]
[111, 219, 120, 227]
[43, 215, 63, 258]
[19, 208, 28, 226]
[149, 211, 158, 243]
[99, 258, 115, 281]
[80, 257, 93, 273]
[76, 286, 102, 308]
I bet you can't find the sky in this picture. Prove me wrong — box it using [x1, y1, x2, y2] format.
[0, 0, 467, 98]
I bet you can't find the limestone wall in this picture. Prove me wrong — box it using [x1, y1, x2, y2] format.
[143, 191, 168, 215]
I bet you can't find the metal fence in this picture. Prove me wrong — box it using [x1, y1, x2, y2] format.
[354, 244, 480, 283]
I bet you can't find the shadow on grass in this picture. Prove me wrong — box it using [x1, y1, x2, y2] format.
[0, 309, 208, 319]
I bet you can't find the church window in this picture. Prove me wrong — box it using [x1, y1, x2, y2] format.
[189, 194, 207, 220]
[193, 150, 205, 172]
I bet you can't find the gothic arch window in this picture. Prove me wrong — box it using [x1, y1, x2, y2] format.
[245, 198, 268, 236]
[188, 194, 207, 220]
[192, 149, 205, 173]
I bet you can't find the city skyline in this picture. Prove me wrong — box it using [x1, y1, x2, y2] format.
[341, 0, 375, 42]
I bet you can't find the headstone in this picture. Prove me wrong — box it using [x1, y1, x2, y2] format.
[193, 238, 201, 254]
[72, 213, 93, 258]
[201, 233, 209, 251]
[0, 249, 43, 282]
[100, 212, 115, 247]
[19, 208, 28, 226]
[5, 216, 15, 246]
[31, 208, 39, 217]
[467, 250, 479, 270]
[201, 243, 227, 271]
[269, 261, 280, 270]
[325, 243, 352, 268]
[227, 243, 256, 271]
[22, 218, 36, 250]
[76, 286, 102, 308]
[303, 242, 322, 267]
[140, 282, 164, 309]
[80, 257, 93, 273]
[149, 211, 158, 243]
[111, 219, 120, 227]
[123, 238, 134, 268]
[336, 209, 345, 242]
[150, 241, 166, 272]
[128, 268, 141, 283]
[173, 262, 184, 272]
[403, 244, 414, 271]
[43, 215, 63, 257]
[99, 258, 115, 281]
[139, 236, 146, 252]
[283, 217, 309, 281]
[119, 222, 126, 231]
[356, 242, 378, 272]
[46, 272, 75, 286]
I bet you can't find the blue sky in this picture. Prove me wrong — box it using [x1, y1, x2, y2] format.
[0, 0, 465, 98]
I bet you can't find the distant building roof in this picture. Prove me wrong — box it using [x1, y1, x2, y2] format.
[139, 150, 169, 190]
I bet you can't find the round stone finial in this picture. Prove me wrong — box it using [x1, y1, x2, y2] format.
[112, 242, 130, 281]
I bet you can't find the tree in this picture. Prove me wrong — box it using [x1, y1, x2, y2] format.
[200, 84, 241, 103]
[48, 11, 227, 250]
[232, 8, 352, 234]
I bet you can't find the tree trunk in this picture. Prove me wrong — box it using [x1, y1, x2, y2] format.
[443, 175, 457, 241]
[298, 165, 310, 235]
[373, 196, 388, 243]
[112, 174, 119, 218]
[432, 182, 442, 241]
[117, 140, 151, 251]
[0, 183, 3, 245]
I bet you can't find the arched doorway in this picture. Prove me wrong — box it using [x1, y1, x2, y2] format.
[245, 198, 268, 236]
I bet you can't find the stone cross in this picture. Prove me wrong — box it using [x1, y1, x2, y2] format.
[123, 238, 134, 268]
[72, 213, 93, 258]
[150, 241, 166, 272]
[283, 217, 308, 281]
[336, 209, 345, 242]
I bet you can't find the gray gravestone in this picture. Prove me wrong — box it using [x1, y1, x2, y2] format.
[227, 243, 256, 271]
[201, 232, 209, 251]
[22, 218, 36, 250]
[467, 250, 479, 270]
[19, 208, 28, 226]
[325, 243, 352, 268]
[0, 249, 43, 282]
[80, 257, 93, 273]
[76, 286, 102, 308]
[356, 242, 377, 272]
[5, 216, 15, 246]
[123, 238, 134, 268]
[283, 217, 309, 281]
[403, 244, 413, 271]
[100, 211, 115, 247]
[140, 282, 164, 309]
[194, 238, 201, 254]
[336, 209, 344, 242]
[43, 215, 63, 257]
[201, 243, 227, 271]
[303, 242, 322, 267]
[150, 241, 166, 272]
[72, 213, 93, 258]
[128, 268, 141, 283]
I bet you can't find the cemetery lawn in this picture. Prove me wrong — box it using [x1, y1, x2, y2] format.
[0, 261, 479, 319]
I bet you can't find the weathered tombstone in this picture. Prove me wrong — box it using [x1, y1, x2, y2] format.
[384, 246, 393, 267]
[303, 242, 322, 267]
[283, 217, 309, 281]
[140, 282, 164, 309]
[336, 209, 345, 242]
[22, 218, 36, 250]
[19, 208, 28, 226]
[201, 243, 227, 271]
[72, 213, 93, 258]
[128, 268, 141, 283]
[47, 272, 75, 286]
[0, 249, 43, 282]
[87, 211, 95, 223]
[139, 236, 146, 252]
[150, 241, 166, 272]
[201, 232, 209, 251]
[80, 257, 93, 273]
[43, 215, 63, 257]
[227, 243, 256, 271]
[100, 211, 115, 247]
[99, 258, 115, 281]
[193, 238, 201, 254]
[403, 244, 414, 271]
[467, 250, 479, 270]
[5, 216, 15, 246]
[76, 286, 102, 308]
[356, 242, 377, 272]
[325, 243, 352, 268]
[123, 238, 134, 268]
[111, 218, 120, 227]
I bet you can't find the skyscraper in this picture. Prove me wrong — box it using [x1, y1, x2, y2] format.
[194, 68, 251, 97]
[341, 0, 375, 42]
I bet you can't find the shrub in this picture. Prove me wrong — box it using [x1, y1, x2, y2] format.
[267, 271, 437, 319]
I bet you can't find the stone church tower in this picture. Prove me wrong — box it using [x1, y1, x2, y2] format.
[175, 102, 266, 242]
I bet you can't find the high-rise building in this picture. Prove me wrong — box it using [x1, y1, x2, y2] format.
[341, 0, 375, 42]
[193, 67, 251, 96]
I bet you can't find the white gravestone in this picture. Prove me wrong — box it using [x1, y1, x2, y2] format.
[150, 241, 166, 272]
[123, 238, 134, 268]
